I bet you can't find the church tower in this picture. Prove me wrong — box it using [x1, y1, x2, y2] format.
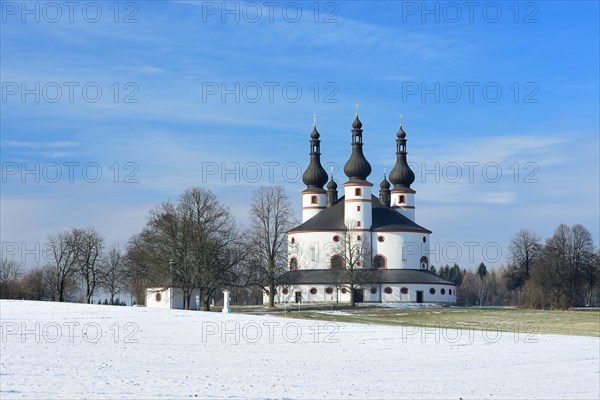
[301, 118, 328, 222]
[389, 122, 416, 221]
[343, 113, 373, 229]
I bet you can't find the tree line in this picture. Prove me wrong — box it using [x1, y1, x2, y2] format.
[0, 186, 293, 310]
[432, 225, 600, 308]
[1, 185, 598, 310]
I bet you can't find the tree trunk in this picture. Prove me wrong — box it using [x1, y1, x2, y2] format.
[268, 283, 275, 308]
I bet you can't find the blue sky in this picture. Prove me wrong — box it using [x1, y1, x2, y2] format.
[1, 0, 599, 269]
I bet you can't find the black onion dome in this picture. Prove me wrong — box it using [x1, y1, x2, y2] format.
[389, 124, 415, 189]
[302, 124, 328, 190]
[310, 126, 320, 140]
[352, 114, 362, 129]
[343, 115, 372, 181]
[397, 124, 406, 139]
[327, 177, 338, 190]
[380, 175, 391, 189]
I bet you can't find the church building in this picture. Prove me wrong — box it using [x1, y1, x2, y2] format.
[270, 113, 456, 304]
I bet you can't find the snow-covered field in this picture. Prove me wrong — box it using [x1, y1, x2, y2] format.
[1, 300, 598, 399]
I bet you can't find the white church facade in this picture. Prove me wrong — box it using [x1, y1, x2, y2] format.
[268, 114, 456, 305]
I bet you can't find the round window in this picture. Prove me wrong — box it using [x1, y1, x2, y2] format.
[400, 287, 408, 294]
[378, 236, 385, 242]
[341, 288, 347, 294]
[370, 287, 377, 294]
[310, 288, 317, 295]
[333, 235, 340, 242]
[429, 288, 436, 295]
[325, 287, 333, 295]
[282, 288, 289, 295]
[441, 288, 446, 295]
[384, 287, 393, 294]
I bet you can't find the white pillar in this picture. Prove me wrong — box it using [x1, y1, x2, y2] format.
[222, 289, 231, 313]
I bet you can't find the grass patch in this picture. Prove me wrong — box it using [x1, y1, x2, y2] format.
[273, 306, 600, 337]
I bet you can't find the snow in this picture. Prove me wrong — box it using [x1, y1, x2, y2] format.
[1, 300, 598, 399]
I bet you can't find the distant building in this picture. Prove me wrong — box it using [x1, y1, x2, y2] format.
[268, 114, 456, 304]
[145, 278, 201, 309]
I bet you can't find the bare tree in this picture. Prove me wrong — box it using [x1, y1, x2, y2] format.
[0, 258, 23, 299]
[507, 229, 541, 290]
[246, 186, 294, 308]
[46, 230, 80, 302]
[99, 246, 126, 305]
[125, 187, 243, 310]
[327, 222, 371, 307]
[74, 227, 105, 304]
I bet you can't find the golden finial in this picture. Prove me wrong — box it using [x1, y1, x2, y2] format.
[354, 101, 360, 116]
[313, 113, 317, 127]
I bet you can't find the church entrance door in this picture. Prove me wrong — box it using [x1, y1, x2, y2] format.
[295, 292, 302, 303]
[416, 291, 423, 303]
[353, 289, 364, 303]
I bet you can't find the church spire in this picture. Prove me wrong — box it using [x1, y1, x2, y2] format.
[301, 119, 328, 191]
[343, 113, 372, 182]
[389, 121, 415, 189]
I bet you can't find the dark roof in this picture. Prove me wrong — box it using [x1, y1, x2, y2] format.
[289, 195, 431, 233]
[281, 269, 455, 285]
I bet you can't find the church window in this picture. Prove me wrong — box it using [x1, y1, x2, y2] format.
[310, 288, 317, 295]
[384, 287, 393, 294]
[429, 288, 436, 295]
[155, 293, 162, 302]
[449, 289, 453, 295]
[420, 256, 428, 270]
[283, 288, 289, 295]
[357, 221, 361, 227]
[357, 235, 361, 241]
[356, 261, 361, 266]
[291, 237, 295, 244]
[400, 287, 409, 294]
[378, 236, 385, 242]
[422, 236, 427, 243]
[311, 195, 318, 204]
[331, 255, 344, 269]
[290, 258, 298, 271]
[370, 287, 377, 294]
[399, 195, 405, 204]
[325, 287, 334, 295]
[441, 288, 446, 295]
[357, 205, 361, 211]
[355, 188, 362, 196]
[373, 255, 386, 269]
[333, 235, 340, 242]
[341, 288, 348, 294]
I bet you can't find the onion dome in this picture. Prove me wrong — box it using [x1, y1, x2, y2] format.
[343, 114, 372, 182]
[389, 123, 415, 189]
[302, 124, 328, 191]
[379, 171, 391, 207]
[326, 176, 338, 207]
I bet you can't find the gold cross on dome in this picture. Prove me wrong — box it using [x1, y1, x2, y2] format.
[354, 101, 360, 115]
[399, 113, 403, 127]
[313, 113, 317, 127]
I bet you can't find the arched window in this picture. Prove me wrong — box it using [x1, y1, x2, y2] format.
[449, 289, 453, 295]
[155, 293, 162, 302]
[384, 287, 393, 294]
[399, 195, 405, 204]
[325, 287, 333, 295]
[290, 237, 295, 244]
[400, 287, 409, 294]
[289, 257, 298, 271]
[331, 255, 344, 270]
[311, 195, 318, 204]
[355, 188, 362, 196]
[373, 255, 386, 269]
[420, 256, 429, 270]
